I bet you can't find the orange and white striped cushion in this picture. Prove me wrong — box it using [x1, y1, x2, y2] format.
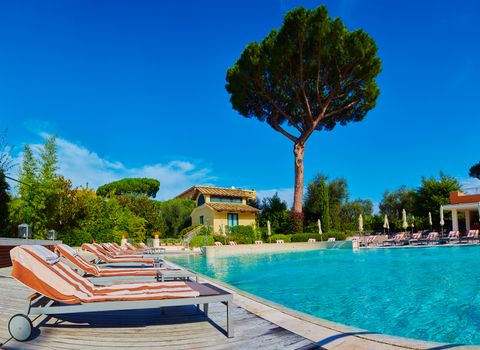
[56, 244, 162, 277]
[11, 245, 199, 304]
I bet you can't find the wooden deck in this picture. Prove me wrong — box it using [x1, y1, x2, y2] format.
[0, 267, 321, 350]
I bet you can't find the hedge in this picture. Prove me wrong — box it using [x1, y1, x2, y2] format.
[269, 234, 292, 242]
[189, 235, 214, 248]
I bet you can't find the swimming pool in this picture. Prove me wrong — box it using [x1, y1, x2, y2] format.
[170, 246, 480, 345]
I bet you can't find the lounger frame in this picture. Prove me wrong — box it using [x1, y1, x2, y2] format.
[19, 287, 234, 338]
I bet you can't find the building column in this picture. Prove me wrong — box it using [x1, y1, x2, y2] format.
[452, 209, 459, 231]
[465, 210, 471, 232]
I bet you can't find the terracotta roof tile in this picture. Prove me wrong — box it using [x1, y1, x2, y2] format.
[206, 202, 260, 213]
[176, 186, 256, 200]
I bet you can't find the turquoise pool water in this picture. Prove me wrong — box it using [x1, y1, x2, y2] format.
[170, 246, 480, 345]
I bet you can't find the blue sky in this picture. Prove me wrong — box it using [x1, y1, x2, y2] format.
[1, 0, 479, 205]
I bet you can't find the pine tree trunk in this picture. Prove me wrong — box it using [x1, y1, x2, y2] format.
[293, 142, 305, 214]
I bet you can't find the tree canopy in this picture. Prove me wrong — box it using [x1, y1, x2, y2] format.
[469, 162, 480, 180]
[226, 5, 381, 213]
[96, 178, 160, 198]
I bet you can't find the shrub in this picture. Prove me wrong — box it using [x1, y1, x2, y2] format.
[58, 229, 93, 247]
[290, 232, 347, 242]
[290, 233, 322, 242]
[189, 234, 214, 248]
[227, 225, 256, 244]
[324, 231, 347, 241]
[270, 234, 292, 242]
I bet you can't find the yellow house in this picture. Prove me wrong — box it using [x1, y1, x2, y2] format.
[176, 186, 259, 234]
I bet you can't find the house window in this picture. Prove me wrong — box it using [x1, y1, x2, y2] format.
[197, 195, 205, 206]
[227, 213, 238, 227]
[200, 216, 204, 225]
[210, 197, 242, 203]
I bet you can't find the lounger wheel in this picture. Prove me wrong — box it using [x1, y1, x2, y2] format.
[8, 314, 33, 341]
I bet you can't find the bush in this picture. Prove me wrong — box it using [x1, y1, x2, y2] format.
[270, 234, 292, 242]
[290, 233, 322, 242]
[227, 225, 256, 244]
[189, 235, 214, 248]
[58, 229, 93, 247]
[324, 231, 347, 241]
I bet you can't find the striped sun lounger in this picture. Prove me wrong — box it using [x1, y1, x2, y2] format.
[102, 242, 140, 256]
[461, 230, 479, 243]
[447, 230, 460, 243]
[8, 245, 234, 342]
[409, 232, 423, 245]
[55, 244, 165, 277]
[82, 243, 158, 265]
[94, 242, 144, 259]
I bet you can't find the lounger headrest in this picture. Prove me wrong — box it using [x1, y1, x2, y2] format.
[25, 245, 60, 265]
[58, 244, 78, 257]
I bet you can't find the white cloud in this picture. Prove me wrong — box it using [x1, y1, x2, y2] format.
[256, 187, 294, 208]
[11, 134, 216, 200]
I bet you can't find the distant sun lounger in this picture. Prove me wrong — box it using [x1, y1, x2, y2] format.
[462, 229, 479, 243]
[327, 237, 336, 242]
[366, 236, 377, 246]
[409, 232, 423, 245]
[447, 230, 460, 243]
[307, 238, 316, 243]
[8, 245, 234, 342]
[82, 243, 158, 265]
[383, 233, 405, 246]
[55, 244, 165, 277]
[214, 241, 223, 246]
[418, 231, 439, 245]
[276, 239, 285, 244]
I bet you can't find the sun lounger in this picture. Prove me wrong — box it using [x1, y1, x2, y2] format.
[55, 244, 167, 277]
[228, 241, 237, 246]
[409, 232, 423, 245]
[366, 236, 377, 246]
[94, 242, 144, 259]
[418, 231, 439, 245]
[102, 242, 140, 255]
[383, 233, 406, 246]
[307, 238, 316, 243]
[327, 237, 336, 242]
[214, 241, 223, 246]
[8, 245, 234, 341]
[138, 242, 166, 254]
[446, 230, 460, 243]
[461, 230, 479, 243]
[276, 239, 284, 244]
[82, 243, 158, 265]
[255, 240, 263, 244]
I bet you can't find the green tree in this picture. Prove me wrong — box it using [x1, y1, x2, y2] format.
[339, 199, 373, 231]
[379, 186, 415, 220]
[159, 198, 195, 237]
[258, 193, 290, 234]
[97, 178, 160, 198]
[327, 178, 348, 230]
[226, 6, 381, 214]
[304, 174, 330, 231]
[117, 195, 166, 235]
[413, 173, 461, 226]
[469, 162, 480, 180]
